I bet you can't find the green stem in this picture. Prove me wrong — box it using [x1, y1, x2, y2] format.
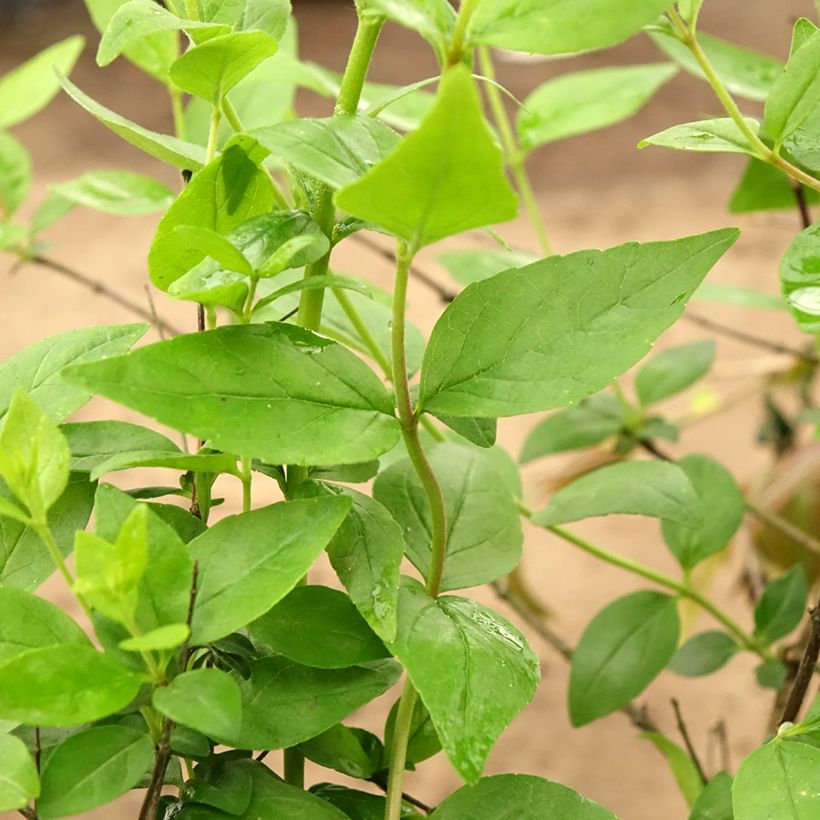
[34, 521, 75, 591]
[296, 10, 385, 332]
[206, 105, 221, 164]
[384, 681, 418, 820]
[532, 513, 773, 660]
[334, 288, 393, 378]
[170, 87, 186, 142]
[667, 6, 820, 193]
[477, 47, 551, 255]
[240, 456, 252, 512]
[446, 0, 480, 67]
[283, 747, 305, 789]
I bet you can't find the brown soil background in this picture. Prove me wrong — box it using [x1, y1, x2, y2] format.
[1, 2, 816, 818]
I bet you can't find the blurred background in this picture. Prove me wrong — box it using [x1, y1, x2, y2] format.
[0, 1, 816, 818]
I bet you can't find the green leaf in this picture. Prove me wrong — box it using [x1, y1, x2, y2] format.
[62, 420, 180, 473]
[251, 585, 389, 669]
[661, 454, 744, 571]
[0, 734, 39, 812]
[91, 451, 238, 482]
[668, 631, 738, 677]
[119, 622, 189, 652]
[184, 754, 253, 815]
[170, 31, 278, 103]
[437, 248, 538, 286]
[636, 340, 715, 405]
[519, 64, 678, 150]
[96, 0, 228, 68]
[148, 143, 275, 290]
[780, 223, 820, 333]
[649, 27, 782, 102]
[0, 324, 146, 424]
[171, 226, 254, 277]
[755, 659, 788, 690]
[642, 732, 704, 806]
[430, 773, 617, 819]
[419, 229, 738, 417]
[729, 158, 820, 214]
[57, 72, 207, 170]
[63, 324, 400, 466]
[521, 395, 624, 463]
[37, 725, 153, 819]
[374, 441, 522, 591]
[690, 772, 733, 820]
[0, 645, 142, 725]
[569, 591, 680, 726]
[360, 0, 455, 62]
[0, 497, 29, 526]
[0, 587, 89, 664]
[791, 18, 819, 56]
[189, 497, 352, 644]
[50, 170, 174, 216]
[311, 783, 423, 819]
[435, 414, 497, 448]
[678, 0, 703, 28]
[0, 391, 70, 519]
[384, 695, 441, 766]
[533, 460, 700, 527]
[154, 668, 241, 739]
[763, 28, 820, 145]
[225, 657, 401, 749]
[325, 487, 403, 643]
[754, 565, 808, 644]
[732, 739, 820, 820]
[253, 116, 401, 189]
[0, 133, 31, 217]
[299, 724, 383, 780]
[335, 67, 517, 248]
[0, 36, 84, 130]
[466, 0, 672, 56]
[387, 579, 539, 783]
[639, 118, 758, 154]
[29, 193, 75, 236]
[197, 0, 291, 39]
[0, 474, 95, 591]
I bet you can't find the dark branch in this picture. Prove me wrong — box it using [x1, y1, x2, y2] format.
[672, 698, 708, 785]
[138, 719, 173, 820]
[780, 606, 820, 725]
[793, 182, 813, 231]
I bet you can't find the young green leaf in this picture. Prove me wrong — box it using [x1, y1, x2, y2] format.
[335, 67, 517, 248]
[732, 739, 820, 820]
[521, 394, 625, 463]
[0, 644, 142, 725]
[154, 668, 242, 739]
[780, 223, 820, 333]
[119, 622, 189, 652]
[690, 771, 733, 820]
[533, 460, 700, 527]
[729, 158, 820, 214]
[0, 133, 31, 217]
[0, 587, 90, 664]
[252, 116, 401, 189]
[639, 118, 759, 154]
[569, 591, 680, 726]
[225, 657, 401, 750]
[661, 454, 744, 571]
[753, 565, 808, 644]
[170, 31, 278, 103]
[419, 229, 738, 417]
[0, 734, 39, 813]
[0, 391, 70, 521]
[63, 324, 400, 466]
[37, 725, 153, 819]
[763, 28, 820, 145]
[642, 732, 704, 806]
[374, 441, 522, 590]
[148, 143, 275, 290]
[0, 36, 84, 130]
[189, 497, 352, 644]
[429, 774, 617, 819]
[299, 724, 383, 780]
[57, 72, 207, 170]
[668, 631, 738, 677]
[250, 585, 389, 669]
[791, 18, 819, 56]
[198, 0, 291, 39]
[0, 474, 95, 591]
[434, 414, 497, 448]
[437, 248, 538, 286]
[0, 323, 146, 425]
[635, 340, 715, 406]
[649, 26, 782, 102]
[325, 487, 404, 643]
[466, 0, 672, 56]
[50, 170, 174, 216]
[518, 64, 678, 150]
[170, 226, 254, 277]
[387, 579, 540, 783]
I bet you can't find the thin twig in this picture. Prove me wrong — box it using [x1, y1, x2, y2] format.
[780, 606, 820, 725]
[138, 719, 173, 820]
[708, 719, 731, 773]
[20, 255, 182, 337]
[671, 698, 708, 785]
[491, 579, 660, 733]
[17, 808, 36, 820]
[793, 182, 813, 231]
[682, 311, 818, 364]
